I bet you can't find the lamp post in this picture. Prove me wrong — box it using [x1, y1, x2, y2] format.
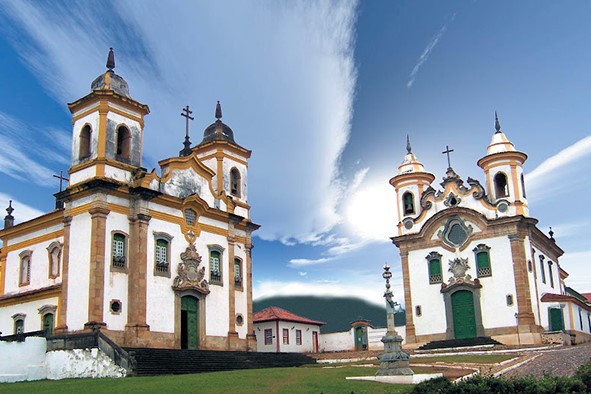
[376, 263, 414, 376]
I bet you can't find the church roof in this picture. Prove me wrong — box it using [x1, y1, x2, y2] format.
[485, 113, 518, 155]
[397, 135, 430, 175]
[90, 48, 130, 97]
[253, 307, 325, 326]
[200, 101, 237, 145]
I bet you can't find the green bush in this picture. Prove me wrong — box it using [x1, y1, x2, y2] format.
[411, 361, 591, 394]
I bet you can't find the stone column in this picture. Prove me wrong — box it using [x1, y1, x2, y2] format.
[509, 234, 537, 340]
[226, 225, 239, 350]
[55, 215, 72, 334]
[125, 213, 151, 346]
[400, 249, 416, 344]
[85, 206, 110, 329]
[245, 237, 257, 351]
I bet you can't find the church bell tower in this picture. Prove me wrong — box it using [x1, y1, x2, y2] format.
[67, 48, 150, 187]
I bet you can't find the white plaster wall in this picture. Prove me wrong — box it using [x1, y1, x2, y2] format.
[222, 158, 248, 204]
[203, 232, 230, 336]
[102, 212, 130, 331]
[67, 214, 92, 330]
[71, 111, 100, 170]
[160, 168, 215, 204]
[0, 337, 46, 382]
[0, 296, 58, 336]
[46, 348, 125, 380]
[320, 330, 353, 352]
[254, 321, 277, 352]
[3, 235, 63, 294]
[532, 246, 560, 296]
[148, 201, 183, 218]
[70, 166, 98, 186]
[233, 246, 248, 339]
[8, 223, 64, 247]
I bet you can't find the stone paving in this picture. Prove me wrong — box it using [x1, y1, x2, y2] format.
[502, 341, 591, 378]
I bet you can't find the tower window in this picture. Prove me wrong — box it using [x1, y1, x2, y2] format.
[426, 252, 442, 284]
[230, 168, 241, 197]
[116, 125, 131, 161]
[473, 244, 492, 277]
[79, 125, 92, 160]
[402, 192, 415, 215]
[494, 172, 509, 198]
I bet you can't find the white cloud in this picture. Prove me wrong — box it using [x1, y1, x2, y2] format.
[254, 279, 403, 307]
[3, 1, 360, 247]
[526, 133, 591, 199]
[0, 193, 44, 225]
[289, 257, 335, 267]
[0, 112, 69, 187]
[407, 13, 456, 88]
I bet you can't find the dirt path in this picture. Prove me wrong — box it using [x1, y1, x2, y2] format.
[502, 342, 591, 378]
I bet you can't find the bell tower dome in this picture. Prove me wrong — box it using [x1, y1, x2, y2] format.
[67, 48, 150, 186]
[477, 113, 529, 216]
[389, 136, 435, 235]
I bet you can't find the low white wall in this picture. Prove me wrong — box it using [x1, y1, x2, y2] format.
[0, 337, 125, 383]
[320, 326, 407, 353]
[0, 337, 46, 383]
[46, 348, 126, 380]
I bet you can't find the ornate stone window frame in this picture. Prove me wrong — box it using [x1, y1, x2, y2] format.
[110, 230, 129, 273]
[153, 232, 173, 278]
[426, 251, 443, 284]
[19, 250, 32, 287]
[438, 216, 473, 249]
[473, 244, 492, 278]
[207, 244, 225, 286]
[38, 305, 57, 333]
[46, 241, 63, 279]
[12, 313, 26, 334]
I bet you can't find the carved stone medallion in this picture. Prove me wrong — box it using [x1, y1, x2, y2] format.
[172, 243, 210, 295]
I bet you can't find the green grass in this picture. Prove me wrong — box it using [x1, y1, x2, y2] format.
[411, 354, 514, 364]
[1, 366, 414, 394]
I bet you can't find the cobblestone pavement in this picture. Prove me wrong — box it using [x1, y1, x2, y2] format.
[503, 342, 591, 378]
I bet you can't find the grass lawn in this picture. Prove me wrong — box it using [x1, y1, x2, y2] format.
[1, 366, 414, 394]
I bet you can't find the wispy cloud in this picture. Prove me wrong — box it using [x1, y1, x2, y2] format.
[407, 13, 456, 88]
[0, 112, 69, 186]
[289, 257, 335, 267]
[526, 133, 591, 199]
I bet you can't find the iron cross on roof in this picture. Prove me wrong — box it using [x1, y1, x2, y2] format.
[442, 145, 454, 169]
[52, 170, 69, 192]
[181, 105, 194, 138]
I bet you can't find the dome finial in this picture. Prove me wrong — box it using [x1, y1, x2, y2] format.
[406, 134, 412, 154]
[4, 200, 14, 229]
[495, 111, 501, 134]
[215, 101, 222, 120]
[106, 47, 115, 70]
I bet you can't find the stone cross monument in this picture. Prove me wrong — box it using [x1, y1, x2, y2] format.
[376, 263, 414, 376]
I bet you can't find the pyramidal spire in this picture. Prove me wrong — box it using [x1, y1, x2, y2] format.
[215, 101, 222, 120]
[406, 134, 412, 154]
[495, 111, 501, 134]
[106, 47, 115, 70]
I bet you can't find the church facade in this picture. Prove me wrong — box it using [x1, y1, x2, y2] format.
[0, 50, 259, 351]
[390, 117, 591, 347]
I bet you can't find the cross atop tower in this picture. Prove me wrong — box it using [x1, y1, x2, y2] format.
[442, 145, 454, 169]
[179, 105, 194, 157]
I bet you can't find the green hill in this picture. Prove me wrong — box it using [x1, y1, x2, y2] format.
[253, 296, 405, 333]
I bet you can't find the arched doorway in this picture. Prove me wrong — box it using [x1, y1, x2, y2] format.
[451, 290, 477, 339]
[181, 296, 199, 349]
[43, 313, 54, 336]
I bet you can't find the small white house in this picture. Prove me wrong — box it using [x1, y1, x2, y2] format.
[253, 307, 324, 353]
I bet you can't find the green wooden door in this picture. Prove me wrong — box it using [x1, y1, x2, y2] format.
[181, 296, 199, 349]
[452, 290, 477, 339]
[43, 314, 54, 336]
[549, 308, 564, 331]
[355, 327, 365, 350]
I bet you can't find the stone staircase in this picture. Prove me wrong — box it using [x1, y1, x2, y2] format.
[417, 337, 501, 351]
[125, 348, 317, 376]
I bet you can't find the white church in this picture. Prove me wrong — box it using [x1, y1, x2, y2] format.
[390, 116, 591, 347]
[0, 49, 259, 351]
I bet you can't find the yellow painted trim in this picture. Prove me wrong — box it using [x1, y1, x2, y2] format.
[68, 89, 149, 117]
[4, 230, 64, 253]
[569, 303, 575, 330]
[217, 154, 224, 195]
[0, 286, 60, 307]
[0, 211, 63, 243]
[97, 102, 108, 158]
[0, 255, 6, 296]
[193, 140, 251, 159]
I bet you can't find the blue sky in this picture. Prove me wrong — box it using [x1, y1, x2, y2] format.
[1, 1, 590, 306]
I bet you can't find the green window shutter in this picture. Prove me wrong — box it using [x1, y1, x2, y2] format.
[429, 259, 441, 275]
[477, 252, 489, 269]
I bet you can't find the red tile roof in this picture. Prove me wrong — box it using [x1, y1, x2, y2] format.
[253, 307, 325, 326]
[541, 293, 591, 312]
[581, 293, 591, 302]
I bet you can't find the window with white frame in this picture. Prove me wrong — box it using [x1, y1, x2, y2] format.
[264, 328, 272, 345]
[112, 232, 127, 269]
[296, 329, 302, 345]
[209, 249, 222, 285]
